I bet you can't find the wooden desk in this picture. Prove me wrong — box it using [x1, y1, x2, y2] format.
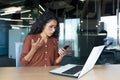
[0, 65, 120, 80]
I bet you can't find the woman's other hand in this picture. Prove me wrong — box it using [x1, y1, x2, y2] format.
[31, 38, 44, 51]
[58, 48, 67, 57]
[58, 45, 73, 57]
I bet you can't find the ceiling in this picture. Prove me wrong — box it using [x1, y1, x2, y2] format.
[0, 0, 119, 21]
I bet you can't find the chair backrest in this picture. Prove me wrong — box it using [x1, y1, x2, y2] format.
[15, 42, 23, 67]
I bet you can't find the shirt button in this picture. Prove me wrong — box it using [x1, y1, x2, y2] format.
[45, 64, 46, 67]
[45, 45, 47, 47]
[45, 52, 47, 54]
[45, 58, 47, 60]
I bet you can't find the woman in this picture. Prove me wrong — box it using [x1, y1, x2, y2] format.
[20, 11, 67, 67]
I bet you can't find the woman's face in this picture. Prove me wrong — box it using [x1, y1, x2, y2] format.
[42, 19, 57, 37]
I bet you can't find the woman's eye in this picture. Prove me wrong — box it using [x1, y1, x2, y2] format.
[49, 25, 56, 29]
[49, 26, 53, 28]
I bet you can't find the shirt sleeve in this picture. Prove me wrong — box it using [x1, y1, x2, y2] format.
[20, 35, 31, 66]
[52, 38, 59, 65]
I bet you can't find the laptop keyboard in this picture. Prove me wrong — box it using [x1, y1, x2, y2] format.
[62, 65, 83, 75]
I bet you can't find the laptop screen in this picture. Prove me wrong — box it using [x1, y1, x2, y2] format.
[78, 45, 105, 78]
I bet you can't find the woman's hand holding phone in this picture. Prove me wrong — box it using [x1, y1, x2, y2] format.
[58, 45, 70, 57]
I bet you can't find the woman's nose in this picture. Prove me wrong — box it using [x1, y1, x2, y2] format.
[51, 28, 55, 32]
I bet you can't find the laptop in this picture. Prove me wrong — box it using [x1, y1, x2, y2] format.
[49, 45, 105, 78]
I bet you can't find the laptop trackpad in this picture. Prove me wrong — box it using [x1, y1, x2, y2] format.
[62, 65, 83, 75]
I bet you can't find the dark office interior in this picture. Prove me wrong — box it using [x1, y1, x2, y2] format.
[0, 0, 120, 67]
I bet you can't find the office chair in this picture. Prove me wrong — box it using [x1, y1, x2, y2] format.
[15, 42, 23, 67]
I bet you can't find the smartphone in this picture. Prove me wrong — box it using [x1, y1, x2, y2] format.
[63, 45, 69, 49]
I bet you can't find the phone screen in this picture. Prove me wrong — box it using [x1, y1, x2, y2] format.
[63, 45, 69, 49]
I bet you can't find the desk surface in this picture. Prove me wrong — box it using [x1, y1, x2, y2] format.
[0, 65, 120, 80]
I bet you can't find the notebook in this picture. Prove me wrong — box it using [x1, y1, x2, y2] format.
[49, 45, 105, 78]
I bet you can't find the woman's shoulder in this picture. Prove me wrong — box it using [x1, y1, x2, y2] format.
[50, 37, 58, 44]
[27, 34, 40, 38]
[25, 34, 40, 41]
[51, 37, 57, 41]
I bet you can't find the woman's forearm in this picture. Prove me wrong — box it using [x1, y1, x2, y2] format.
[55, 55, 64, 64]
[24, 48, 37, 62]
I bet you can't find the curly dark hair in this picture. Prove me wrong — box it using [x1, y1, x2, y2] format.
[28, 11, 60, 39]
